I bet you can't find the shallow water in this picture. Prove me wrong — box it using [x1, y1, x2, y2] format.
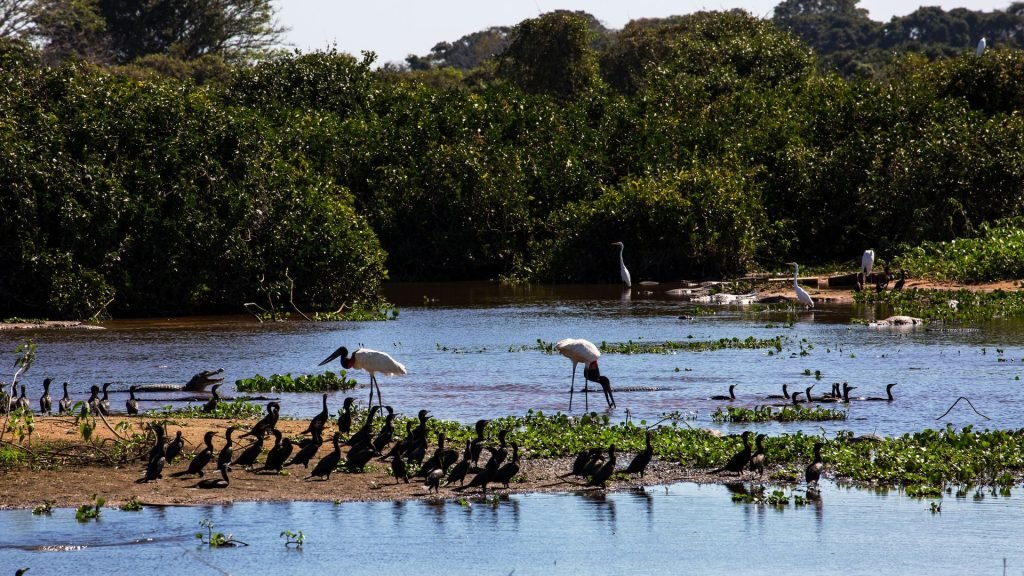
[3, 282, 1024, 435]
[2, 482, 1022, 575]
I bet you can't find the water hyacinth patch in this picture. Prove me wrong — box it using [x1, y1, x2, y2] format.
[235, 371, 357, 392]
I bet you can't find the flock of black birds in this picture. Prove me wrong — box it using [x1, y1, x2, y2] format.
[710, 431, 826, 490]
[710, 381, 898, 404]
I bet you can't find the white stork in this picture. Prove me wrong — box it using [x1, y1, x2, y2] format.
[556, 338, 615, 410]
[319, 346, 406, 408]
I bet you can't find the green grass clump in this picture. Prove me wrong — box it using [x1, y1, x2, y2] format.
[119, 497, 143, 511]
[895, 219, 1024, 282]
[857, 288, 1024, 322]
[76, 495, 105, 522]
[235, 371, 357, 392]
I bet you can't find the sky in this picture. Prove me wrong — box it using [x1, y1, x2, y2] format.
[275, 0, 1009, 65]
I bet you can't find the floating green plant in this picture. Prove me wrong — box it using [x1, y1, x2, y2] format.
[712, 405, 848, 423]
[76, 495, 105, 522]
[280, 530, 304, 548]
[32, 501, 54, 516]
[196, 518, 248, 548]
[235, 371, 357, 392]
[119, 497, 143, 511]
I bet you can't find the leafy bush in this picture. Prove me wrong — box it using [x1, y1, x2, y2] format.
[895, 219, 1024, 282]
[235, 371, 357, 392]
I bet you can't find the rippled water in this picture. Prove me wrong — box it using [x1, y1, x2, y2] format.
[3, 282, 1024, 435]
[2, 483, 1022, 575]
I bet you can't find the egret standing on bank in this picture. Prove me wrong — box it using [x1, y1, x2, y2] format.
[611, 242, 631, 288]
[556, 338, 616, 410]
[319, 346, 406, 408]
[786, 262, 814, 309]
[861, 249, 875, 279]
[976, 37, 987, 56]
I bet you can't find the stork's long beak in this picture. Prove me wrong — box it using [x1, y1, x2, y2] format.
[319, 346, 345, 366]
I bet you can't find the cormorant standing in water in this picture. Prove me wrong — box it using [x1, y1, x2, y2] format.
[58, 381, 72, 415]
[712, 431, 752, 475]
[126, 386, 139, 416]
[165, 430, 185, 464]
[194, 465, 231, 489]
[336, 397, 355, 435]
[625, 430, 654, 480]
[39, 378, 52, 415]
[172, 430, 216, 477]
[202, 384, 221, 413]
[865, 383, 897, 401]
[216, 427, 236, 471]
[749, 434, 767, 477]
[587, 445, 616, 489]
[260, 429, 293, 473]
[806, 442, 824, 487]
[710, 384, 737, 401]
[493, 442, 520, 489]
[307, 432, 343, 480]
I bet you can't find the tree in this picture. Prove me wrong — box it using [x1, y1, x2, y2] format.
[32, 0, 286, 64]
[406, 26, 511, 71]
[0, 0, 34, 38]
[496, 10, 605, 100]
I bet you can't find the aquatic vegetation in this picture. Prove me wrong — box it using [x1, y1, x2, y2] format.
[856, 288, 1024, 322]
[235, 371, 357, 392]
[145, 399, 265, 420]
[75, 495, 105, 522]
[280, 530, 304, 548]
[196, 519, 248, 548]
[32, 501, 54, 516]
[119, 497, 143, 511]
[711, 405, 848, 423]
[730, 488, 805, 508]
[535, 336, 787, 355]
[312, 303, 399, 322]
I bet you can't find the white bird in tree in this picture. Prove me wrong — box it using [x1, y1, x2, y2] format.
[319, 346, 406, 408]
[556, 338, 616, 411]
[786, 262, 814, 309]
[976, 37, 987, 56]
[611, 242, 631, 288]
[861, 249, 875, 279]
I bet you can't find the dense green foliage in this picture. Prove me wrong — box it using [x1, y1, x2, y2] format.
[857, 288, 1024, 322]
[712, 404, 848, 422]
[895, 219, 1024, 282]
[3, 7, 1024, 318]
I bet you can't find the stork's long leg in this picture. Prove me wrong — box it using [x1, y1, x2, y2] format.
[367, 373, 375, 409]
[372, 373, 383, 409]
[569, 364, 577, 411]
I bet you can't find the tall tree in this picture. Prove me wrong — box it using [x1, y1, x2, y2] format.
[0, 0, 34, 38]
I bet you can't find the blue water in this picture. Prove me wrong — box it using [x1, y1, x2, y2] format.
[3, 282, 1022, 436]
[2, 482, 1021, 575]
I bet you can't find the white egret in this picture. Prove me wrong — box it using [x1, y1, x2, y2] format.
[556, 338, 615, 410]
[611, 242, 631, 288]
[319, 346, 407, 408]
[861, 249, 875, 278]
[786, 262, 814, 308]
[976, 37, 987, 56]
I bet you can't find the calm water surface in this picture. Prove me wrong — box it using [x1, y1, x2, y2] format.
[3, 282, 1022, 435]
[2, 483, 1022, 575]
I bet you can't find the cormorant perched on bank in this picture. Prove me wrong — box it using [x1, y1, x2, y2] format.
[233, 431, 266, 469]
[625, 430, 654, 480]
[445, 441, 473, 486]
[39, 378, 52, 415]
[16, 384, 30, 413]
[749, 434, 767, 477]
[239, 401, 279, 439]
[58, 381, 72, 415]
[344, 442, 376, 472]
[99, 383, 111, 416]
[165, 430, 185, 464]
[371, 406, 396, 453]
[586, 445, 617, 489]
[216, 427, 235, 471]
[470, 419, 490, 466]
[336, 397, 355, 435]
[391, 453, 409, 484]
[425, 468, 443, 493]
[710, 384, 737, 401]
[712, 431, 752, 475]
[287, 429, 322, 469]
[194, 465, 231, 489]
[893, 270, 906, 291]
[259, 429, 293, 473]
[307, 432, 343, 480]
[459, 459, 498, 494]
[87, 385, 101, 414]
[493, 443, 520, 489]
[301, 393, 330, 437]
[346, 405, 379, 449]
[126, 386, 139, 416]
[172, 430, 216, 477]
[806, 442, 824, 487]
[484, 429, 509, 470]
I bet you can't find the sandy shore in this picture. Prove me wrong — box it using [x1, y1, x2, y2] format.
[0, 416, 717, 510]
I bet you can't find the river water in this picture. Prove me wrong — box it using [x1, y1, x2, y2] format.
[3, 282, 1022, 435]
[3, 282, 1023, 574]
